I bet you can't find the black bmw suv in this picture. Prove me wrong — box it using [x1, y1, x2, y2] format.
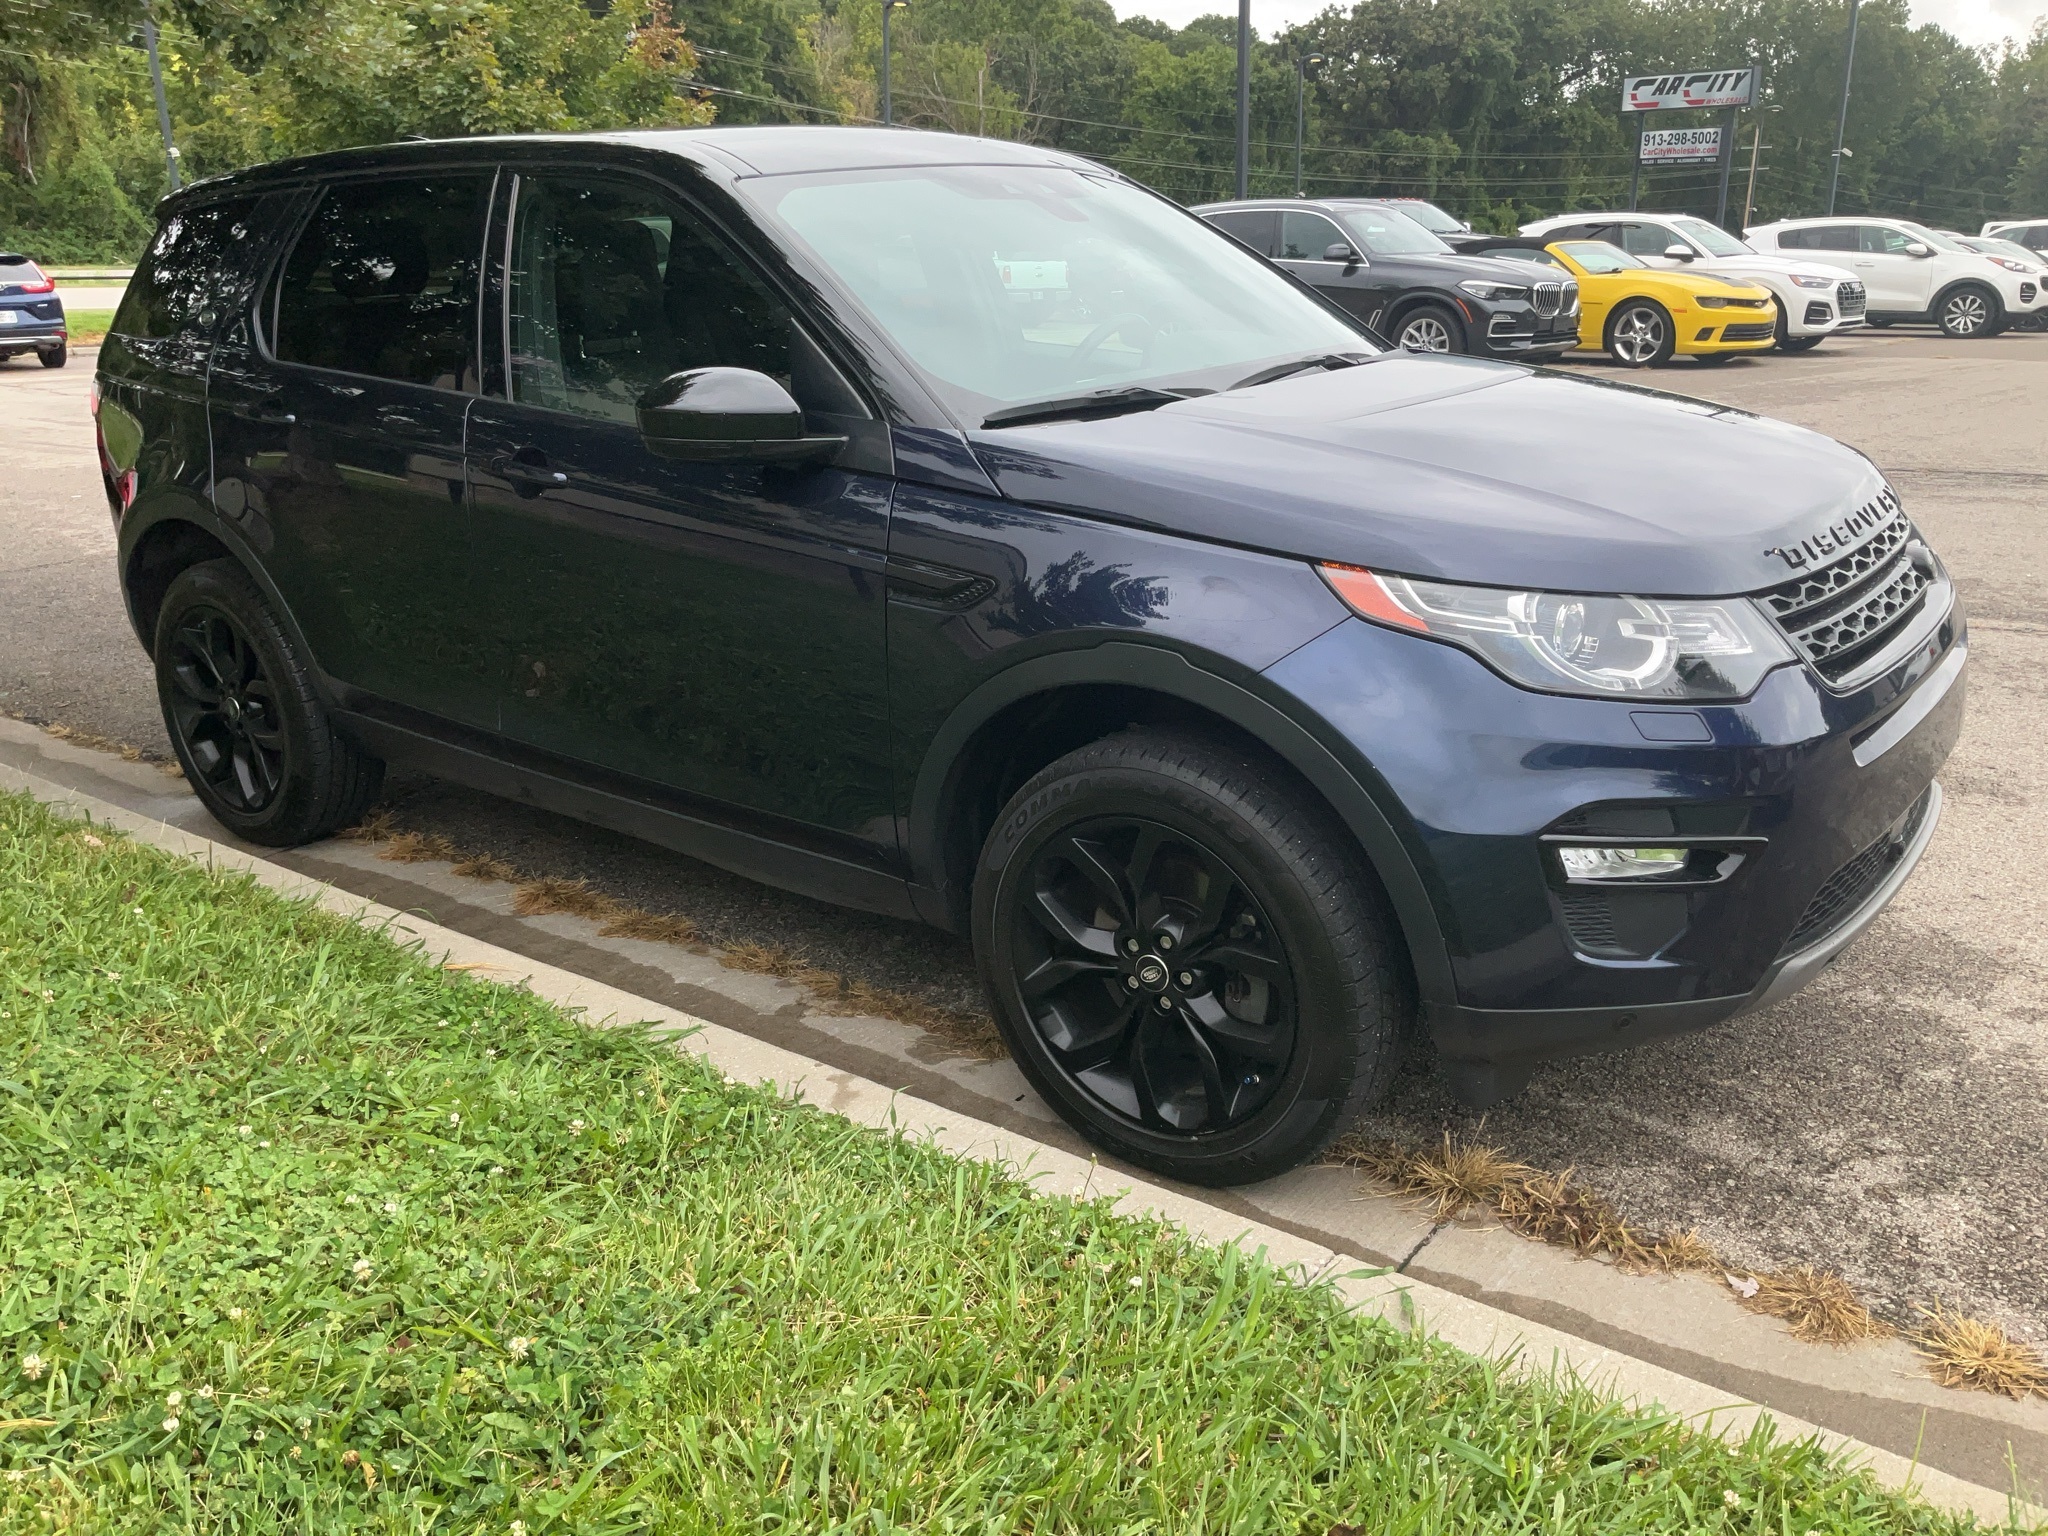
[1195, 197, 1581, 358]
[97, 128, 1963, 1186]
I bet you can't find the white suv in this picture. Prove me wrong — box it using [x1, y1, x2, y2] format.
[1748, 216, 2045, 338]
[1982, 219, 2048, 255]
[1519, 211, 1864, 351]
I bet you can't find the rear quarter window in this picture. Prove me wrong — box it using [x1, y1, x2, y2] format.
[113, 198, 268, 339]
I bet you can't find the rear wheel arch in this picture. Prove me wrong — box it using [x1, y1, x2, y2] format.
[124, 518, 236, 650]
[909, 642, 1454, 1007]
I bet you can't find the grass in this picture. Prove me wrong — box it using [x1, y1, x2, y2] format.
[57, 307, 113, 344]
[0, 792, 2023, 1532]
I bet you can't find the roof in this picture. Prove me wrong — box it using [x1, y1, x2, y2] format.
[166, 125, 1096, 204]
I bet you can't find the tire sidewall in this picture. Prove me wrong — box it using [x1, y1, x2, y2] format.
[1937, 284, 1998, 338]
[972, 753, 1374, 1185]
[1396, 302, 1463, 355]
[154, 562, 324, 843]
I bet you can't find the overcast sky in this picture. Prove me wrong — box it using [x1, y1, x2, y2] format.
[1110, 0, 2043, 54]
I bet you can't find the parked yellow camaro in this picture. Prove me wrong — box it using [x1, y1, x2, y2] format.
[1493, 239, 1778, 367]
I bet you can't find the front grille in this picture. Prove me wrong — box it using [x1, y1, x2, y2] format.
[1778, 788, 1933, 956]
[1533, 282, 1562, 318]
[1721, 321, 1775, 341]
[1757, 494, 1934, 684]
[1837, 284, 1866, 318]
[1563, 280, 1579, 315]
[1803, 301, 1833, 326]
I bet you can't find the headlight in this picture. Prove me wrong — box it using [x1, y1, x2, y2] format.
[1989, 256, 2035, 273]
[1695, 295, 1732, 308]
[1319, 565, 1797, 700]
[1791, 274, 1835, 289]
[1458, 280, 1529, 301]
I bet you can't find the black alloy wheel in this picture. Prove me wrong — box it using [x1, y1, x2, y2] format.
[164, 604, 287, 815]
[975, 730, 1408, 1185]
[154, 560, 383, 845]
[1010, 814, 1295, 1135]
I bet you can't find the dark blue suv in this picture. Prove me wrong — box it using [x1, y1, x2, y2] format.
[95, 129, 1964, 1184]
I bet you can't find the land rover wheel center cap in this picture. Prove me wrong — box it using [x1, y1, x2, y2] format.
[1134, 955, 1169, 990]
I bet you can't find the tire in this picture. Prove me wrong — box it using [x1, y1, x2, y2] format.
[38, 343, 67, 369]
[972, 728, 1410, 1186]
[1868, 318, 1894, 328]
[1394, 303, 1462, 354]
[1605, 299, 1674, 367]
[153, 559, 383, 846]
[1772, 300, 1824, 353]
[1936, 284, 1998, 338]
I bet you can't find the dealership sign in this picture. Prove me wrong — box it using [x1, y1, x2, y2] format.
[1623, 67, 1759, 112]
[1639, 126, 1724, 165]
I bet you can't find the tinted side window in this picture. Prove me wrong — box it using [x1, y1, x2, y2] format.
[1617, 222, 1673, 256]
[275, 174, 490, 389]
[114, 197, 265, 339]
[1204, 210, 1277, 255]
[509, 174, 848, 426]
[1786, 225, 1857, 251]
[2017, 224, 2048, 250]
[1279, 211, 1347, 260]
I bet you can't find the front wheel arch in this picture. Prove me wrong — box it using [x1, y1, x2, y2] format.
[1604, 296, 1675, 367]
[907, 643, 1457, 1010]
[1932, 281, 2002, 338]
[1389, 298, 1466, 354]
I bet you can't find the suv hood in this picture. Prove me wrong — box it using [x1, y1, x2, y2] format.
[1375, 250, 1570, 287]
[965, 355, 1886, 597]
[1696, 251, 1859, 285]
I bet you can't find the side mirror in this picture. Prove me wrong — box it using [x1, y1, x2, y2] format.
[1902, 241, 1932, 258]
[635, 367, 847, 463]
[1324, 242, 1360, 263]
[1663, 244, 1696, 261]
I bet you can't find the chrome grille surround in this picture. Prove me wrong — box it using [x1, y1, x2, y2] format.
[1562, 280, 1580, 315]
[1757, 493, 1940, 685]
[1533, 282, 1562, 318]
[1837, 283, 1866, 318]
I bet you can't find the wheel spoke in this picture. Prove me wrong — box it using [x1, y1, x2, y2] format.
[168, 658, 222, 707]
[1187, 940, 1285, 984]
[1184, 989, 1293, 1062]
[1020, 952, 1119, 1000]
[1044, 993, 1140, 1071]
[1058, 833, 1133, 928]
[1171, 1007, 1233, 1129]
[1024, 882, 1119, 957]
[1186, 858, 1237, 946]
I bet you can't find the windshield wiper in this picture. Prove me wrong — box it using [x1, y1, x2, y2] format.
[1228, 352, 1376, 392]
[981, 386, 1192, 430]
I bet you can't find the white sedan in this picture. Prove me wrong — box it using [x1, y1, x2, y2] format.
[1520, 211, 1864, 352]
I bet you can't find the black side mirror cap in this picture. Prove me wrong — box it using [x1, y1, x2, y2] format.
[635, 367, 847, 464]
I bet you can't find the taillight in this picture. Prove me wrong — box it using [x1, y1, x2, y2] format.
[19, 267, 54, 295]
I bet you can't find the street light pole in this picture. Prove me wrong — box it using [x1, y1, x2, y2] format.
[142, 10, 181, 192]
[1827, 0, 1860, 214]
[881, 0, 908, 126]
[1235, 0, 1250, 199]
[1294, 52, 1324, 197]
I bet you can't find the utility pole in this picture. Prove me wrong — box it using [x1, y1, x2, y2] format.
[1741, 122, 1763, 230]
[1294, 52, 1325, 198]
[1713, 104, 1739, 228]
[142, 11, 180, 191]
[1827, 0, 1860, 214]
[1235, 0, 1251, 198]
[881, 0, 908, 126]
[1627, 129, 1641, 212]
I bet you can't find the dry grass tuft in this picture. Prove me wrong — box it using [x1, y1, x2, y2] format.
[598, 909, 700, 945]
[378, 830, 462, 864]
[1913, 1304, 2048, 1398]
[1735, 1265, 1892, 1345]
[1495, 1167, 1660, 1268]
[338, 809, 399, 842]
[1646, 1227, 1721, 1274]
[511, 877, 626, 924]
[450, 853, 519, 882]
[1342, 1131, 1536, 1220]
[717, 941, 1005, 1058]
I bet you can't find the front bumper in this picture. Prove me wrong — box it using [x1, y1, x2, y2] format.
[1472, 297, 1580, 358]
[1261, 589, 1965, 1078]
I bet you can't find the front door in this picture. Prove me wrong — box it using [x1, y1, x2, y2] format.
[1851, 224, 1936, 314]
[208, 170, 496, 728]
[466, 169, 896, 855]
[1276, 210, 1387, 328]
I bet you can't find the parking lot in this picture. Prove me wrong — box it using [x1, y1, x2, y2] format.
[5, 325, 2045, 1361]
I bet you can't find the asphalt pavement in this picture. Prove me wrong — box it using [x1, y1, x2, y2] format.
[4, 327, 2045, 1359]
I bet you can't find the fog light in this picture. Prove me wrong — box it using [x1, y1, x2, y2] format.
[1557, 846, 1686, 880]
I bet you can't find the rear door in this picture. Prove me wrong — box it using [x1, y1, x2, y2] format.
[465, 166, 897, 860]
[1201, 209, 1279, 256]
[208, 169, 496, 727]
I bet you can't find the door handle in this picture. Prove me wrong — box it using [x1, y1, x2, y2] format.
[491, 451, 567, 486]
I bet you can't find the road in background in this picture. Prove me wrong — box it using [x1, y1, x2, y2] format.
[4, 328, 2045, 1350]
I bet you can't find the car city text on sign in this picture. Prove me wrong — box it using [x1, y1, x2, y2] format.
[1623, 68, 1758, 112]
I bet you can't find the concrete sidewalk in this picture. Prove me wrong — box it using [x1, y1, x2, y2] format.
[1, 724, 2041, 1527]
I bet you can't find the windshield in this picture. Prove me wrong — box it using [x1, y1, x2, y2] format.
[1338, 206, 1452, 256]
[1393, 201, 1463, 234]
[747, 165, 1371, 421]
[1558, 241, 1642, 273]
[1669, 217, 1752, 258]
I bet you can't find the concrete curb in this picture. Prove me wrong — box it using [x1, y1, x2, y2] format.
[3, 761, 2040, 1530]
